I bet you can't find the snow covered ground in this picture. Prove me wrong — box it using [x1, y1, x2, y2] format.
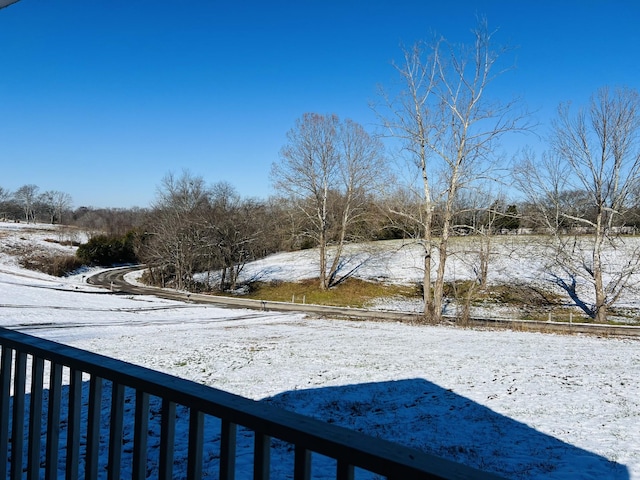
[1, 222, 639, 479]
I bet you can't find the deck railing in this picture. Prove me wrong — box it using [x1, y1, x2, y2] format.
[0, 326, 502, 479]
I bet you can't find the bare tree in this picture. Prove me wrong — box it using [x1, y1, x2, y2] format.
[0, 186, 10, 202]
[515, 87, 640, 322]
[204, 182, 264, 291]
[0, 186, 12, 220]
[14, 184, 39, 223]
[72, 207, 148, 236]
[39, 190, 73, 224]
[451, 189, 511, 290]
[142, 172, 275, 292]
[142, 171, 211, 290]
[272, 113, 386, 290]
[376, 19, 528, 321]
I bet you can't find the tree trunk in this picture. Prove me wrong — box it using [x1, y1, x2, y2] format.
[422, 201, 434, 319]
[219, 267, 226, 291]
[327, 201, 350, 287]
[478, 231, 491, 289]
[593, 212, 607, 322]
[319, 230, 328, 290]
[433, 230, 449, 322]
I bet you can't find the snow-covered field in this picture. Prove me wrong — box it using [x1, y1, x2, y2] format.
[1, 222, 639, 479]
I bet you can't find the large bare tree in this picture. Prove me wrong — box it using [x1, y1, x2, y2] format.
[272, 113, 386, 290]
[142, 171, 211, 290]
[376, 19, 528, 321]
[515, 87, 640, 323]
[14, 184, 39, 223]
[39, 190, 72, 224]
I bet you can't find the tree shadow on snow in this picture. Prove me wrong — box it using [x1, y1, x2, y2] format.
[262, 378, 629, 479]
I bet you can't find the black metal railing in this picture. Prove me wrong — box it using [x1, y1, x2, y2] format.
[0, 326, 502, 479]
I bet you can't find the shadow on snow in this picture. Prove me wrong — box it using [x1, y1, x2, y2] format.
[263, 378, 628, 479]
[4, 378, 628, 479]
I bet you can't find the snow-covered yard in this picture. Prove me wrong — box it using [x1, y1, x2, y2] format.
[1, 222, 639, 478]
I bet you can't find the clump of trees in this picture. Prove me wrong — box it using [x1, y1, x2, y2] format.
[139, 171, 280, 291]
[0, 184, 73, 224]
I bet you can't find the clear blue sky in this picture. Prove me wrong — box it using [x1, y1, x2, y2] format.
[1, 1, 639, 208]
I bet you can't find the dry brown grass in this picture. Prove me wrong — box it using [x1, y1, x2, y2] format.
[235, 277, 418, 308]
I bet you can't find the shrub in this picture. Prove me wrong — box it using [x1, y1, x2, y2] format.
[76, 232, 138, 266]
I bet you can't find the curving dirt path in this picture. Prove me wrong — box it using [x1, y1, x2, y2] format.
[87, 266, 640, 337]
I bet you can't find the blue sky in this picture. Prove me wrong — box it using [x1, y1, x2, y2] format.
[1, 1, 639, 208]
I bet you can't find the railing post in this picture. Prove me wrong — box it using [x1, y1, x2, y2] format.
[108, 382, 125, 480]
[85, 375, 103, 480]
[159, 399, 176, 480]
[27, 356, 44, 480]
[220, 419, 237, 480]
[10, 351, 27, 480]
[0, 347, 13, 477]
[66, 369, 83, 480]
[254, 433, 271, 480]
[187, 409, 204, 480]
[132, 390, 150, 480]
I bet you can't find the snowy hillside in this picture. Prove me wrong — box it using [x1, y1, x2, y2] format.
[0, 222, 638, 479]
[228, 235, 640, 320]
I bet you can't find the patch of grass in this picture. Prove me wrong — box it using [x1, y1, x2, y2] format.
[17, 246, 85, 277]
[442, 281, 563, 307]
[484, 284, 563, 307]
[44, 237, 81, 247]
[519, 307, 593, 323]
[234, 277, 417, 308]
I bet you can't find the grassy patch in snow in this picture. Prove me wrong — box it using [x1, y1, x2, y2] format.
[239, 277, 418, 308]
[19, 249, 85, 277]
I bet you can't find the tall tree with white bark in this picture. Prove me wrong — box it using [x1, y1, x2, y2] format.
[376, 19, 528, 321]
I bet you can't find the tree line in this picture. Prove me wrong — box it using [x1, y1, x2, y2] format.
[0, 184, 73, 224]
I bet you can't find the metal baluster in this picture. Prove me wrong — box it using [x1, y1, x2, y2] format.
[220, 419, 237, 480]
[294, 446, 311, 480]
[187, 409, 204, 480]
[108, 382, 125, 480]
[0, 347, 13, 477]
[158, 398, 176, 480]
[132, 390, 149, 480]
[254, 433, 271, 480]
[85, 375, 103, 480]
[337, 461, 355, 480]
[44, 362, 63, 480]
[65, 369, 83, 480]
[27, 356, 44, 480]
[10, 351, 27, 480]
